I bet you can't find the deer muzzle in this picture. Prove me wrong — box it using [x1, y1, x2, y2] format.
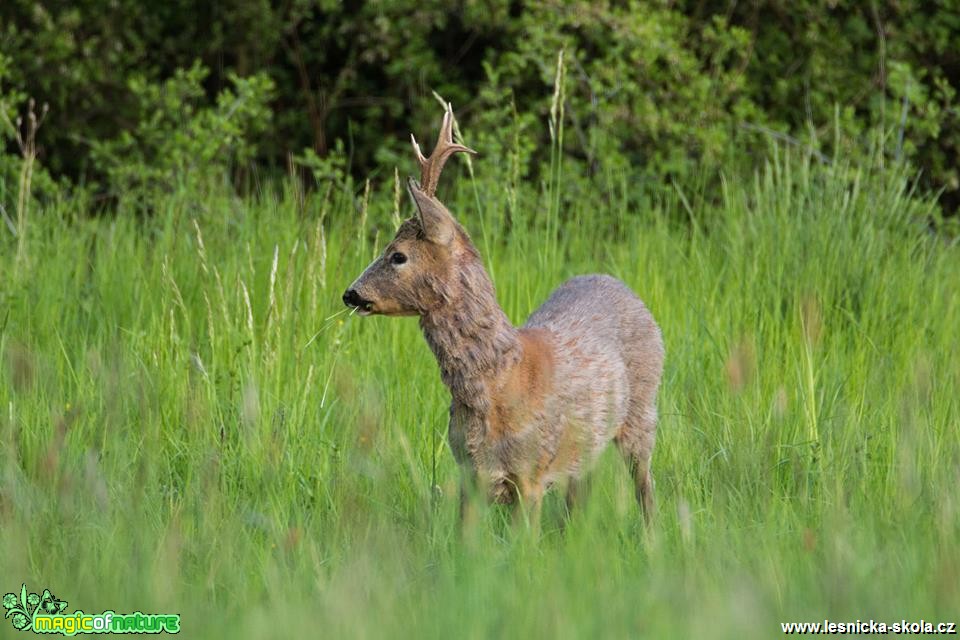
[342, 288, 373, 315]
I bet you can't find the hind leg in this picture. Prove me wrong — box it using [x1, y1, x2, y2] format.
[564, 473, 593, 517]
[615, 404, 658, 523]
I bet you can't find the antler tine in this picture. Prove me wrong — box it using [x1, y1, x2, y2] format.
[409, 102, 476, 197]
[410, 133, 428, 166]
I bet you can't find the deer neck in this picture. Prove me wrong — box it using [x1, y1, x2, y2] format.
[419, 253, 520, 411]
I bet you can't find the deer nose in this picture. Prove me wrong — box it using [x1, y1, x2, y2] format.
[343, 288, 362, 308]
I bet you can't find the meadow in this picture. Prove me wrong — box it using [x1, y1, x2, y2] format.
[1, 149, 958, 638]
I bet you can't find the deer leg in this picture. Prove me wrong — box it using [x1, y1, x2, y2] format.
[458, 465, 481, 534]
[518, 494, 543, 538]
[615, 408, 657, 523]
[564, 474, 593, 516]
[624, 450, 655, 523]
[513, 480, 543, 538]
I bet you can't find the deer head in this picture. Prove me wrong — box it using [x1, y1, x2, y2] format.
[343, 104, 476, 317]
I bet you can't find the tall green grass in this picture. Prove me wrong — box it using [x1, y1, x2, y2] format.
[1, 151, 958, 638]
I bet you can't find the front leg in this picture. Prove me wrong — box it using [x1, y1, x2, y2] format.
[458, 464, 481, 532]
[448, 406, 480, 533]
[513, 479, 544, 538]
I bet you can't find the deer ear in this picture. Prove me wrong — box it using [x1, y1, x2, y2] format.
[408, 177, 455, 246]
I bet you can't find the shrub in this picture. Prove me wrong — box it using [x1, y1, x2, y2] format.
[88, 63, 274, 207]
[0, 1, 956, 216]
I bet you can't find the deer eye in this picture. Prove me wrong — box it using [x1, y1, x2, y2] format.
[389, 251, 407, 265]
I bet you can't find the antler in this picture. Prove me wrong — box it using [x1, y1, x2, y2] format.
[410, 103, 476, 197]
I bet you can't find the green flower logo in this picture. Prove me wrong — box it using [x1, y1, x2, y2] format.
[11, 613, 28, 630]
[3, 584, 68, 632]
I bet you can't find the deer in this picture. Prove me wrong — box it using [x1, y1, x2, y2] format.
[342, 104, 664, 531]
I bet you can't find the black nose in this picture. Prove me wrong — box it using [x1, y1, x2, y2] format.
[343, 289, 361, 307]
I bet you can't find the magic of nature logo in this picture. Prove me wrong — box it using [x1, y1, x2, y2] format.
[3, 585, 180, 635]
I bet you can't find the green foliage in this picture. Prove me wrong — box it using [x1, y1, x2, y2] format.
[0, 54, 58, 209]
[1, 1, 958, 216]
[483, 3, 760, 179]
[88, 63, 274, 206]
[0, 54, 25, 212]
[687, 0, 960, 211]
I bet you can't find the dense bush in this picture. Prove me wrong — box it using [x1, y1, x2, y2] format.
[0, 1, 957, 215]
[88, 63, 274, 205]
[691, 0, 960, 213]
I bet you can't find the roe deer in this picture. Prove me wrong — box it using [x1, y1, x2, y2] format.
[343, 104, 664, 529]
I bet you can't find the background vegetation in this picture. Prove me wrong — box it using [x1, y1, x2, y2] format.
[1, 0, 959, 217]
[1, 1, 959, 638]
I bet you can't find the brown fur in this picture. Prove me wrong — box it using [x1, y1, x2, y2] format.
[344, 107, 664, 529]
[488, 329, 554, 440]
